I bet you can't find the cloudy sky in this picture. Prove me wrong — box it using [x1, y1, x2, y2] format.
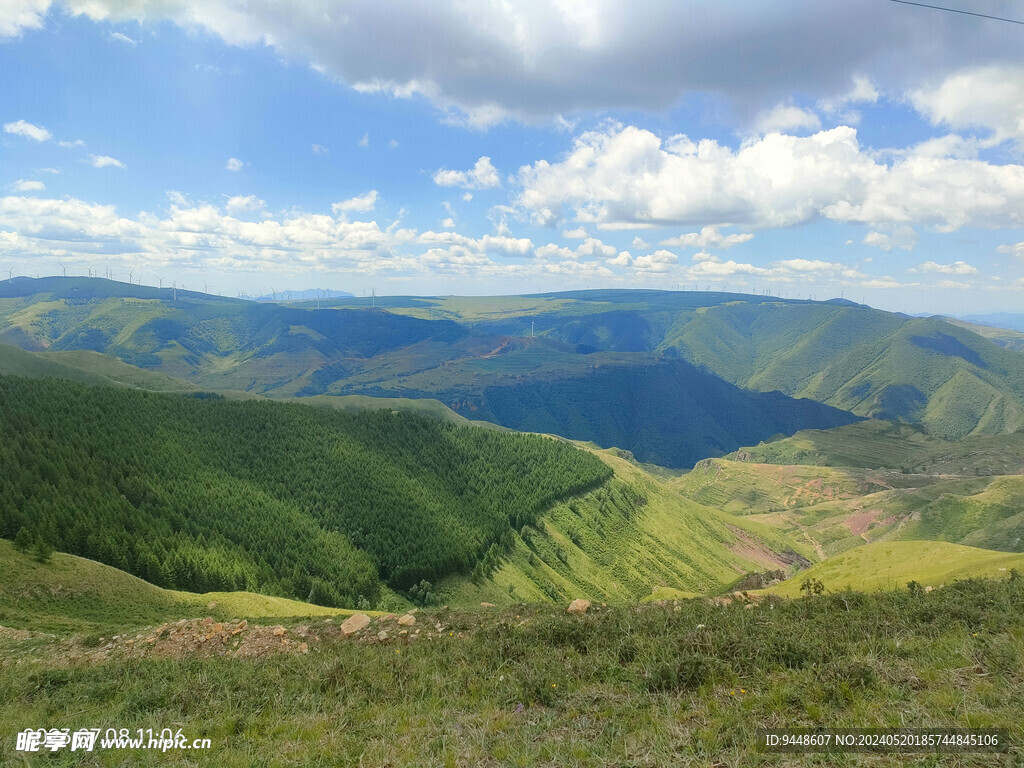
[2, 0, 1024, 313]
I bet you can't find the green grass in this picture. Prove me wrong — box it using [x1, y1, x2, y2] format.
[760, 541, 1024, 596]
[0, 540, 367, 636]
[442, 449, 815, 606]
[2, 576, 1023, 766]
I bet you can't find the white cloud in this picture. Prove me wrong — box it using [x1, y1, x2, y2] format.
[562, 227, 588, 239]
[389, 139, 399, 148]
[331, 190, 379, 214]
[606, 251, 632, 267]
[89, 154, 125, 169]
[4, 119, 51, 142]
[913, 261, 978, 275]
[225, 157, 243, 172]
[535, 243, 577, 261]
[461, 192, 473, 202]
[997, 242, 1024, 259]
[862, 225, 917, 252]
[0, 0, 50, 38]
[441, 217, 455, 229]
[819, 74, 879, 115]
[224, 194, 264, 214]
[59, 139, 84, 148]
[911, 65, 1024, 144]
[418, 230, 533, 258]
[433, 156, 501, 189]
[311, 143, 329, 154]
[358, 133, 369, 148]
[109, 31, 136, 45]
[753, 104, 820, 134]
[633, 250, 678, 273]
[46, 1, 1023, 125]
[517, 124, 1024, 233]
[660, 225, 754, 249]
[0, 194, 409, 275]
[12, 179, 44, 192]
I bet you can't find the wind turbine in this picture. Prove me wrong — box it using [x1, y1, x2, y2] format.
[172, 280, 177, 302]
[203, 280, 208, 295]
[59, 264, 67, 277]
[156, 275, 164, 289]
[129, 270, 134, 284]
[6, 267, 13, 282]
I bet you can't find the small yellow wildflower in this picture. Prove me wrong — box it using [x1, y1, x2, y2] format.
[552, 684, 557, 688]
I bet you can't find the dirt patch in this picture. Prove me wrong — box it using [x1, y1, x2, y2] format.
[845, 509, 885, 537]
[727, 526, 810, 570]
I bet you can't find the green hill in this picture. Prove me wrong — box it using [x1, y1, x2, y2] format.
[0, 539, 360, 635]
[443, 447, 814, 606]
[760, 541, 1024, 596]
[6, 279, 1024, 462]
[0, 374, 611, 606]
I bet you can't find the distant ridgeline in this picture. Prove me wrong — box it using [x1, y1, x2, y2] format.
[3, 279, 1024, 467]
[0, 375, 611, 606]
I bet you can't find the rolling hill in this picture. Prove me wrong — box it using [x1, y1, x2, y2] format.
[4, 278, 1024, 465]
[0, 373, 612, 605]
[1, 373, 824, 611]
[759, 541, 1024, 596]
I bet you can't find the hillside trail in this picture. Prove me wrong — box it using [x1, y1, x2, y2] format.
[779, 512, 826, 560]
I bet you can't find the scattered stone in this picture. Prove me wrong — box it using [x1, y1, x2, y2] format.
[298, 642, 308, 654]
[924, 586, 933, 593]
[340, 613, 372, 636]
[567, 599, 591, 615]
[271, 626, 286, 637]
[480, 602, 496, 608]
[377, 630, 388, 641]
[397, 614, 416, 627]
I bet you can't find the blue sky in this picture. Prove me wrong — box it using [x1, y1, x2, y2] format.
[2, 1, 1024, 314]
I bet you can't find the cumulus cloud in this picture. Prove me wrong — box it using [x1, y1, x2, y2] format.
[433, 156, 501, 189]
[225, 157, 244, 172]
[0, 0, 49, 38]
[89, 154, 125, 169]
[862, 225, 917, 252]
[517, 124, 1024, 232]
[633, 250, 678, 273]
[40, 0, 1023, 124]
[358, 133, 369, 148]
[911, 65, 1024, 144]
[753, 104, 820, 134]
[0, 194, 409, 275]
[12, 179, 45, 192]
[4, 119, 51, 142]
[332, 190, 379, 213]
[997, 242, 1024, 259]
[913, 260, 978, 275]
[660, 225, 754, 249]
[224, 194, 264, 214]
[818, 74, 879, 117]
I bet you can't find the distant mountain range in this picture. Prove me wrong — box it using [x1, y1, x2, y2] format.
[955, 313, 1024, 334]
[2, 277, 1023, 466]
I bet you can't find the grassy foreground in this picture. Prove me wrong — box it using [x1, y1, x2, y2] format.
[3, 576, 1023, 766]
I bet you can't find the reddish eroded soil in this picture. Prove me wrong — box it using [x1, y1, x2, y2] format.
[726, 526, 810, 570]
